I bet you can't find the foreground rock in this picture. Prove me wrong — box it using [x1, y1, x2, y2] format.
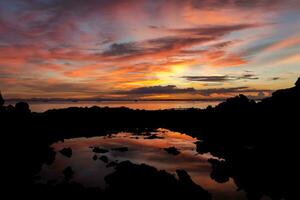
[59, 148, 72, 158]
[105, 160, 211, 198]
[92, 155, 97, 160]
[0, 91, 4, 106]
[92, 147, 109, 153]
[99, 155, 109, 163]
[164, 147, 180, 155]
[111, 147, 128, 152]
[63, 166, 74, 181]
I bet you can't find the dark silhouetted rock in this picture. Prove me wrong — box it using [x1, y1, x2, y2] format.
[164, 147, 180, 155]
[215, 94, 255, 112]
[15, 101, 30, 113]
[176, 169, 211, 198]
[99, 155, 109, 163]
[92, 147, 109, 153]
[208, 159, 230, 183]
[92, 155, 98, 160]
[59, 148, 72, 158]
[105, 161, 211, 198]
[106, 161, 117, 168]
[44, 147, 56, 165]
[111, 147, 128, 152]
[296, 77, 300, 87]
[0, 92, 4, 106]
[63, 166, 74, 181]
[6, 104, 15, 112]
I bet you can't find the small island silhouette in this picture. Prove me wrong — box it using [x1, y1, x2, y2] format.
[1, 77, 299, 199]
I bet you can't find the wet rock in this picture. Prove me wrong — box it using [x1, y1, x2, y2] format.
[0, 91, 4, 106]
[176, 169, 211, 198]
[111, 147, 128, 152]
[92, 147, 109, 153]
[59, 147, 72, 158]
[99, 155, 109, 163]
[104, 160, 211, 198]
[92, 155, 98, 160]
[130, 136, 139, 139]
[164, 147, 180, 155]
[208, 159, 230, 183]
[106, 161, 117, 168]
[63, 166, 74, 181]
[195, 141, 210, 154]
[45, 147, 56, 165]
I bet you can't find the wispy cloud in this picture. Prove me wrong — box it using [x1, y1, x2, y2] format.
[116, 85, 196, 95]
[182, 74, 259, 82]
[115, 85, 271, 97]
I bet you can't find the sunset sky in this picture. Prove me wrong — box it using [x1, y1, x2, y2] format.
[0, 0, 300, 100]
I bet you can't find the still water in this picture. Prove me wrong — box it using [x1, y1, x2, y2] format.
[17, 100, 220, 112]
[38, 129, 246, 200]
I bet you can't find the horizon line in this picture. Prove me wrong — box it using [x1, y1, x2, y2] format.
[4, 96, 265, 103]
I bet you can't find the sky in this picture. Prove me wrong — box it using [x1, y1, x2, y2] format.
[0, 0, 300, 100]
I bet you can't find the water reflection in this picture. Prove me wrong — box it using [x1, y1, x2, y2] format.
[38, 129, 246, 199]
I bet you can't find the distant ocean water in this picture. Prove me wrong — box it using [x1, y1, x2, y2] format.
[6, 100, 220, 112]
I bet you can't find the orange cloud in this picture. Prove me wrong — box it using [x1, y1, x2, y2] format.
[265, 36, 300, 53]
[212, 54, 247, 67]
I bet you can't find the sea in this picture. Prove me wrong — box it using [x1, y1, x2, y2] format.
[6, 100, 221, 112]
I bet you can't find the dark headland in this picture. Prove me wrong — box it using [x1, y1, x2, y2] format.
[1, 77, 299, 199]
